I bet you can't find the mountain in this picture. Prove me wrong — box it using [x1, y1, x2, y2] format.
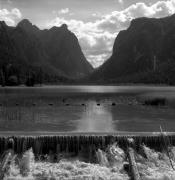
[91, 14, 175, 84]
[0, 19, 93, 85]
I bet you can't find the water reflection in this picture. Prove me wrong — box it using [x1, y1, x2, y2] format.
[1, 85, 175, 132]
[111, 104, 174, 132]
[1, 99, 175, 132]
[77, 101, 114, 132]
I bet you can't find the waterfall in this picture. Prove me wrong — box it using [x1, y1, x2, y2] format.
[96, 149, 109, 166]
[0, 135, 175, 157]
[19, 148, 34, 176]
[2, 134, 175, 180]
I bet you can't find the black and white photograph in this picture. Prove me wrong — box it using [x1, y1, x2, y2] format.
[1, 0, 175, 179]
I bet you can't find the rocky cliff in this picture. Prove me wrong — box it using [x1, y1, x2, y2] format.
[0, 19, 93, 85]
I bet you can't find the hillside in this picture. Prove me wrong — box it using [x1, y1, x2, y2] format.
[91, 14, 175, 85]
[0, 19, 93, 85]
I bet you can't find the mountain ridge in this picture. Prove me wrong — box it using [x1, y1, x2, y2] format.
[0, 19, 93, 85]
[90, 14, 175, 85]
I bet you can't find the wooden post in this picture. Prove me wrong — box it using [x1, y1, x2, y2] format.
[160, 125, 175, 170]
[127, 138, 141, 180]
[128, 147, 141, 180]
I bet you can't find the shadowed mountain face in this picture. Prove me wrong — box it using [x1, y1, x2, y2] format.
[0, 19, 93, 85]
[91, 14, 175, 84]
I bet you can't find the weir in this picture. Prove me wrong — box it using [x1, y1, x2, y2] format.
[1, 133, 175, 179]
[1, 133, 175, 156]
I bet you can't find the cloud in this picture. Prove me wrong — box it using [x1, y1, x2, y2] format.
[87, 54, 110, 68]
[1, 1, 175, 68]
[97, 0, 175, 33]
[52, 8, 73, 17]
[0, 8, 22, 26]
[47, 17, 116, 67]
[92, 13, 101, 18]
[7, 0, 13, 4]
[59, 8, 69, 14]
[48, 0, 175, 67]
[118, 0, 123, 4]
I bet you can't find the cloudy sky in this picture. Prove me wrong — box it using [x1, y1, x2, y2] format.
[0, 0, 175, 67]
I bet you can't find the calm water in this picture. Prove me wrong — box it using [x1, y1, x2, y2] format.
[0, 85, 175, 133]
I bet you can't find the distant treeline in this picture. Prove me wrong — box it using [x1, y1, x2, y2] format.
[0, 63, 73, 86]
[1, 60, 175, 86]
[87, 61, 175, 85]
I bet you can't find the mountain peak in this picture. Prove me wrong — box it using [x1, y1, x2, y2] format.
[0, 21, 7, 28]
[61, 24, 68, 30]
[17, 19, 39, 32]
[91, 14, 175, 84]
[50, 24, 68, 33]
[18, 19, 32, 27]
[0, 19, 93, 82]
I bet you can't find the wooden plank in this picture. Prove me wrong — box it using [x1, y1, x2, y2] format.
[127, 147, 141, 180]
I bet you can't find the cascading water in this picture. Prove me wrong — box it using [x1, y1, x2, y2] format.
[3, 143, 129, 180]
[1, 135, 175, 180]
[135, 145, 175, 180]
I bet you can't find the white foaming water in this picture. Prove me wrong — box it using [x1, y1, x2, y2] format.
[4, 146, 129, 180]
[136, 145, 175, 180]
[4, 144, 175, 180]
[19, 148, 35, 176]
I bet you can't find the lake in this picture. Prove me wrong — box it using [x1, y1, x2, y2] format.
[0, 85, 175, 134]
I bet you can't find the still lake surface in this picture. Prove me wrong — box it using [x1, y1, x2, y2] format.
[0, 85, 175, 133]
